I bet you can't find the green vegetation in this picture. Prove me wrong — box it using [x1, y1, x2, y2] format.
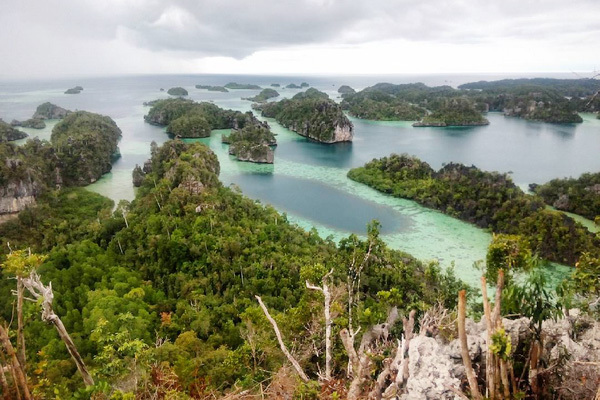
[286, 83, 302, 89]
[342, 80, 587, 124]
[224, 82, 261, 90]
[413, 97, 489, 126]
[338, 85, 356, 95]
[195, 84, 229, 92]
[222, 124, 276, 163]
[0, 140, 469, 398]
[15, 118, 45, 129]
[532, 172, 600, 220]
[166, 111, 211, 138]
[255, 89, 353, 143]
[300, 82, 309, 87]
[0, 120, 27, 142]
[348, 154, 599, 265]
[244, 88, 280, 102]
[167, 87, 188, 96]
[32, 102, 71, 119]
[51, 111, 122, 185]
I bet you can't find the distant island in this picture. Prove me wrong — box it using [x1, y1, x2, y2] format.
[0, 119, 28, 142]
[167, 87, 189, 96]
[64, 85, 83, 94]
[271, 83, 280, 87]
[413, 97, 489, 127]
[341, 79, 595, 124]
[224, 82, 262, 90]
[145, 98, 277, 163]
[285, 83, 302, 89]
[196, 85, 229, 92]
[243, 88, 280, 103]
[338, 85, 356, 95]
[9, 102, 71, 129]
[255, 88, 353, 143]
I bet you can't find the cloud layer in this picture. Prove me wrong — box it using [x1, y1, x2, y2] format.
[1, 0, 599, 78]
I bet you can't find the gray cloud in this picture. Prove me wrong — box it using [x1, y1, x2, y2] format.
[0, 0, 598, 77]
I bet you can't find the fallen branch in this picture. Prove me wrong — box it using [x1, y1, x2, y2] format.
[255, 295, 309, 382]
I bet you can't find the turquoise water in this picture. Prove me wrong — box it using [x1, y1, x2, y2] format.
[2, 74, 595, 286]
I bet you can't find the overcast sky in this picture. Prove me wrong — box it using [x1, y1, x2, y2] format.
[1, 0, 598, 79]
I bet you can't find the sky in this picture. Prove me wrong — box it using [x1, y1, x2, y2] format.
[0, 0, 599, 79]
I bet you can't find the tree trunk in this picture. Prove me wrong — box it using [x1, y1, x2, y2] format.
[51, 317, 94, 386]
[0, 356, 12, 400]
[255, 296, 309, 382]
[0, 325, 30, 400]
[481, 276, 495, 399]
[306, 271, 333, 381]
[458, 290, 482, 400]
[16, 277, 26, 370]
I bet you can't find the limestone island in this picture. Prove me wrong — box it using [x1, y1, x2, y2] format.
[300, 82, 309, 88]
[167, 87, 189, 96]
[10, 102, 71, 129]
[243, 88, 280, 103]
[222, 124, 276, 164]
[413, 98, 489, 127]
[254, 88, 353, 143]
[64, 86, 83, 94]
[0, 119, 28, 142]
[11, 118, 45, 129]
[285, 83, 302, 89]
[196, 85, 229, 92]
[224, 82, 261, 90]
[0, 110, 121, 216]
[338, 85, 356, 95]
[144, 98, 277, 164]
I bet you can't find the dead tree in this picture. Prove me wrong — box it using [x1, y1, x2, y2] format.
[15, 277, 26, 370]
[306, 269, 333, 381]
[458, 290, 482, 400]
[255, 295, 309, 382]
[0, 324, 31, 400]
[22, 272, 94, 387]
[340, 306, 399, 400]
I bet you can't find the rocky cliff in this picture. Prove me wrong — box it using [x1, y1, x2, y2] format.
[32, 102, 71, 120]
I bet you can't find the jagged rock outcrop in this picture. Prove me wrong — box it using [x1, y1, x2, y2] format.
[132, 165, 145, 187]
[0, 178, 39, 215]
[398, 315, 600, 400]
[228, 143, 274, 164]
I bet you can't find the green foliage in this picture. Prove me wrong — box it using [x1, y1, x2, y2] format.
[167, 112, 211, 138]
[51, 111, 122, 185]
[195, 85, 229, 92]
[490, 328, 512, 361]
[533, 172, 600, 220]
[485, 234, 532, 286]
[1, 249, 47, 277]
[348, 154, 599, 265]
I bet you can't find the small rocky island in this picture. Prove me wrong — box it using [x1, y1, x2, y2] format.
[9, 102, 71, 129]
[285, 83, 302, 89]
[0, 119, 28, 142]
[167, 87, 188, 96]
[64, 85, 83, 94]
[196, 85, 229, 92]
[243, 88, 280, 103]
[338, 85, 356, 95]
[145, 98, 277, 163]
[222, 124, 276, 164]
[255, 88, 353, 143]
[224, 82, 261, 90]
[413, 98, 489, 127]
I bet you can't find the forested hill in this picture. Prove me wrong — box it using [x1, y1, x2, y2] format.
[0, 140, 464, 398]
[348, 154, 599, 265]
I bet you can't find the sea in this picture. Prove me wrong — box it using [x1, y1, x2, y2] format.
[2, 72, 599, 287]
